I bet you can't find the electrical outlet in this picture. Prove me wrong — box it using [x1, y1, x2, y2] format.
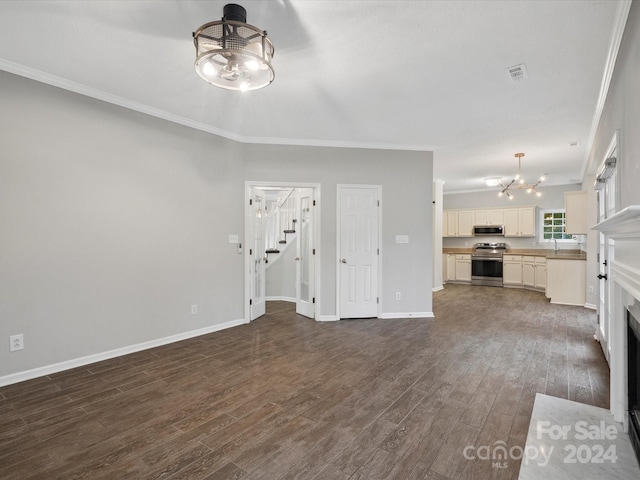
[191, 304, 198, 315]
[395, 292, 401, 300]
[588, 286, 594, 294]
[9, 334, 24, 352]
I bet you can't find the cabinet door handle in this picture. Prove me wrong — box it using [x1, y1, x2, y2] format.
[597, 274, 608, 280]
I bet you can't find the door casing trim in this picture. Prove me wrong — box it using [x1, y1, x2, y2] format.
[244, 181, 321, 323]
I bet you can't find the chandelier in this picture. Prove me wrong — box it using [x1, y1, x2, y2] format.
[193, 4, 275, 92]
[486, 153, 545, 199]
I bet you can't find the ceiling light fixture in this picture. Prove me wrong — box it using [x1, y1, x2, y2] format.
[494, 153, 544, 199]
[193, 3, 275, 91]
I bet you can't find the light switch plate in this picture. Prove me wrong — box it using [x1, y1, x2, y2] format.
[228, 234, 239, 244]
[395, 235, 409, 244]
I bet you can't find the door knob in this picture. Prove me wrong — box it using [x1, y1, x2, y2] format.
[341, 259, 347, 263]
[295, 257, 300, 261]
[597, 274, 608, 280]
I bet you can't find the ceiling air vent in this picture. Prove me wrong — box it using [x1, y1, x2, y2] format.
[505, 63, 528, 81]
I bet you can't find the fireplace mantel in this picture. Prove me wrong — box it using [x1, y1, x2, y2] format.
[592, 205, 640, 235]
[593, 205, 640, 426]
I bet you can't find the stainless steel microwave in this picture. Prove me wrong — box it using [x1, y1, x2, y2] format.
[473, 225, 505, 236]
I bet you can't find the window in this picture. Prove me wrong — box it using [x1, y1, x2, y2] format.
[540, 210, 573, 241]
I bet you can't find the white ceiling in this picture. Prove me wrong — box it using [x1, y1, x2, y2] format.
[0, 1, 630, 193]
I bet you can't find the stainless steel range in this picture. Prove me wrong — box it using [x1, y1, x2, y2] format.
[471, 242, 507, 287]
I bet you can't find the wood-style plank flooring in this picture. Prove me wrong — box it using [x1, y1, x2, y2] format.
[0, 285, 609, 479]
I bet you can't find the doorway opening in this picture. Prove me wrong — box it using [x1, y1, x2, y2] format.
[244, 182, 320, 323]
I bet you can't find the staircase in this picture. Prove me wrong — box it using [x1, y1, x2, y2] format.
[264, 189, 297, 265]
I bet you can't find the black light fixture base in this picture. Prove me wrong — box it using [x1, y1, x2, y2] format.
[223, 4, 247, 23]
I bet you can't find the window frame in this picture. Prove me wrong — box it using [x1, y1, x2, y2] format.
[538, 209, 579, 243]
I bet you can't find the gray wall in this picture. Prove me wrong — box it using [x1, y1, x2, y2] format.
[0, 71, 433, 379]
[243, 144, 434, 317]
[443, 183, 583, 249]
[265, 244, 297, 300]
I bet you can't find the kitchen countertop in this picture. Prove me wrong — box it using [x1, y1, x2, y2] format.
[443, 248, 587, 260]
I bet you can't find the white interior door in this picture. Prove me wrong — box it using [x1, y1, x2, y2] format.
[296, 188, 315, 318]
[250, 188, 266, 320]
[339, 186, 379, 319]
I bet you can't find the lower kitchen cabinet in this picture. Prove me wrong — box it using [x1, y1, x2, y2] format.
[444, 251, 582, 300]
[444, 253, 471, 284]
[546, 259, 586, 305]
[503, 255, 523, 286]
[522, 256, 545, 292]
[522, 257, 535, 287]
[534, 258, 547, 290]
[455, 254, 471, 282]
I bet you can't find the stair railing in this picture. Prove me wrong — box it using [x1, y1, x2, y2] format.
[264, 189, 297, 262]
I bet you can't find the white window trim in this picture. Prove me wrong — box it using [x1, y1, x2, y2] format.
[538, 209, 582, 244]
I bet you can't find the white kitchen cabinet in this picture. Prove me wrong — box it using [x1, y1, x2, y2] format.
[445, 206, 532, 237]
[522, 256, 535, 287]
[443, 210, 474, 237]
[475, 209, 504, 226]
[446, 211, 458, 237]
[457, 210, 475, 237]
[534, 257, 546, 290]
[519, 207, 535, 236]
[546, 259, 586, 305]
[522, 255, 545, 291]
[503, 209, 519, 236]
[455, 254, 471, 282]
[504, 207, 536, 237]
[442, 212, 448, 238]
[503, 254, 523, 286]
[564, 190, 588, 234]
[447, 254, 456, 282]
[443, 254, 447, 283]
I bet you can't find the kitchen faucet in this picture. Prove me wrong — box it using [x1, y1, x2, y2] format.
[553, 238, 558, 252]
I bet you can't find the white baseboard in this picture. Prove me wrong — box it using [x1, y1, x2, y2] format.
[584, 303, 597, 310]
[379, 312, 435, 319]
[432, 286, 444, 292]
[317, 315, 339, 322]
[0, 318, 247, 387]
[266, 296, 296, 303]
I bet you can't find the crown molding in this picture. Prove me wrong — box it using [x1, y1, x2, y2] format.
[0, 58, 434, 153]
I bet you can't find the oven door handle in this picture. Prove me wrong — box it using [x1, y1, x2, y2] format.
[471, 257, 503, 261]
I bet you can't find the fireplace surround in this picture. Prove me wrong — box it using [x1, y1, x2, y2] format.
[593, 205, 640, 463]
[628, 309, 640, 464]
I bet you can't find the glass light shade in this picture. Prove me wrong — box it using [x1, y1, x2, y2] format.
[193, 11, 274, 91]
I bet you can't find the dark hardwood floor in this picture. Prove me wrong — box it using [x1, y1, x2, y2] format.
[0, 285, 609, 479]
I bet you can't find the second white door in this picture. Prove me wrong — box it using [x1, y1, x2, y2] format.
[296, 188, 315, 318]
[339, 186, 379, 319]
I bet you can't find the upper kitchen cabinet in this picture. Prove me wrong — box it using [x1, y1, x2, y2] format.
[503, 207, 536, 237]
[458, 210, 475, 237]
[445, 210, 458, 236]
[445, 207, 532, 237]
[475, 209, 504, 226]
[564, 191, 588, 234]
[444, 210, 475, 237]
